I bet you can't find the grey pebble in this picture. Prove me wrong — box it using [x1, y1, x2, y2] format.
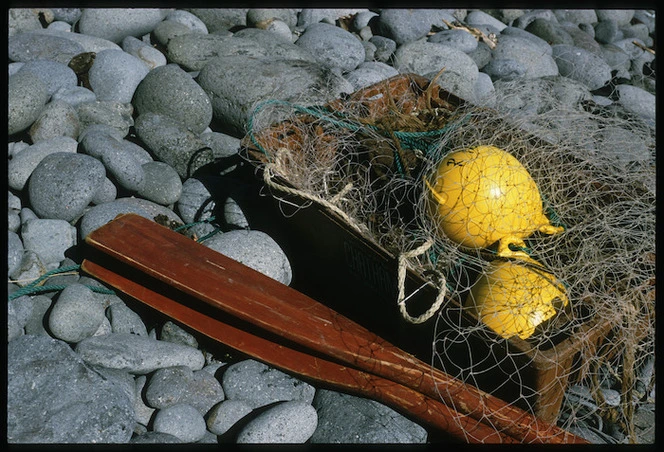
[596, 9, 635, 27]
[344, 61, 399, 91]
[466, 10, 508, 33]
[81, 129, 146, 192]
[145, 365, 225, 414]
[369, 35, 397, 63]
[525, 18, 575, 46]
[393, 40, 479, 102]
[16, 59, 78, 98]
[152, 403, 207, 443]
[76, 100, 134, 138]
[48, 21, 73, 32]
[51, 8, 83, 24]
[223, 197, 250, 230]
[48, 283, 107, 343]
[221, 359, 315, 409]
[75, 332, 206, 374]
[514, 10, 559, 30]
[9, 250, 46, 288]
[28, 100, 80, 143]
[203, 229, 293, 285]
[176, 176, 218, 238]
[8, 295, 34, 341]
[20, 218, 77, 266]
[614, 84, 656, 127]
[8, 136, 79, 191]
[122, 36, 167, 70]
[7, 335, 134, 443]
[8, 71, 50, 136]
[200, 130, 241, 173]
[376, 9, 440, 45]
[78, 8, 169, 44]
[482, 58, 527, 81]
[206, 399, 253, 436]
[594, 19, 622, 45]
[52, 86, 97, 108]
[296, 22, 365, 72]
[166, 29, 315, 72]
[107, 302, 148, 336]
[8, 8, 42, 37]
[91, 177, 118, 205]
[197, 55, 352, 138]
[134, 112, 212, 178]
[7, 231, 24, 276]
[134, 63, 212, 135]
[361, 40, 376, 60]
[88, 49, 150, 103]
[184, 8, 248, 34]
[8, 30, 85, 64]
[429, 29, 478, 53]
[160, 321, 199, 348]
[551, 44, 612, 90]
[553, 9, 597, 25]
[79, 197, 183, 239]
[491, 35, 558, 80]
[247, 8, 298, 29]
[23, 295, 54, 336]
[28, 152, 106, 222]
[137, 161, 183, 206]
[297, 8, 366, 28]
[152, 20, 196, 47]
[257, 18, 295, 42]
[166, 9, 210, 34]
[133, 375, 156, 427]
[310, 389, 428, 443]
[236, 400, 318, 444]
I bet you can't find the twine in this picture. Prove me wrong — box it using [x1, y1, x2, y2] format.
[397, 237, 447, 324]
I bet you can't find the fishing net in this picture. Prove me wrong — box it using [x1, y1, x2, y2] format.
[242, 73, 655, 443]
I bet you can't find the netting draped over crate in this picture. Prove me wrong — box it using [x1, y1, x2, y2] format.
[242, 74, 655, 442]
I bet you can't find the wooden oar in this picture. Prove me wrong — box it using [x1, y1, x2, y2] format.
[82, 214, 586, 444]
[82, 257, 511, 443]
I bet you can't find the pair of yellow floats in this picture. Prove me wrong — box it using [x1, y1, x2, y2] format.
[426, 145, 568, 340]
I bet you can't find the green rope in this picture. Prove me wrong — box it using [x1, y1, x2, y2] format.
[8, 264, 115, 301]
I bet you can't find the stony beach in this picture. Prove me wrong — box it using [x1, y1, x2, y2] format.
[7, 8, 655, 444]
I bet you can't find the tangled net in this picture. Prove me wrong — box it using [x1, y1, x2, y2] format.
[243, 74, 655, 443]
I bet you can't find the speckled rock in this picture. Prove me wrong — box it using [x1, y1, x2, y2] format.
[8, 136, 79, 191]
[28, 100, 80, 143]
[8, 71, 50, 136]
[145, 366, 225, 415]
[295, 22, 365, 72]
[87, 49, 150, 103]
[236, 401, 318, 444]
[206, 399, 253, 436]
[77, 8, 169, 44]
[152, 404, 207, 443]
[48, 283, 107, 343]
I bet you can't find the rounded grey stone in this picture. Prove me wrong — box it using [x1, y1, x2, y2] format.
[197, 55, 353, 138]
[466, 10, 508, 33]
[145, 366, 225, 415]
[491, 35, 559, 79]
[203, 230, 292, 285]
[199, 131, 241, 174]
[28, 152, 106, 222]
[8, 136, 79, 191]
[48, 283, 106, 343]
[153, 403, 207, 443]
[221, 359, 315, 409]
[310, 389, 428, 443]
[500, 26, 553, 55]
[121, 36, 167, 70]
[184, 8, 248, 33]
[369, 35, 396, 63]
[236, 401, 318, 444]
[259, 18, 294, 42]
[8, 30, 86, 64]
[428, 29, 478, 53]
[78, 8, 169, 43]
[223, 197, 250, 229]
[134, 63, 212, 135]
[76, 100, 134, 137]
[91, 177, 118, 205]
[8, 71, 50, 136]
[152, 20, 196, 47]
[551, 44, 612, 90]
[15, 59, 78, 97]
[88, 49, 150, 103]
[247, 8, 298, 29]
[130, 432, 183, 443]
[28, 100, 80, 143]
[166, 30, 315, 72]
[376, 9, 441, 45]
[52, 86, 97, 108]
[295, 22, 365, 71]
[615, 84, 656, 127]
[345, 61, 399, 90]
[137, 161, 183, 206]
[176, 176, 218, 238]
[206, 399, 253, 436]
[525, 18, 575, 46]
[596, 9, 635, 26]
[8, 295, 34, 341]
[483, 58, 527, 81]
[107, 301, 148, 336]
[7, 334, 135, 443]
[23, 295, 53, 336]
[552, 9, 598, 25]
[8, 231, 24, 277]
[166, 9, 209, 33]
[9, 250, 46, 287]
[75, 332, 206, 374]
[594, 19, 622, 44]
[160, 321, 199, 348]
[20, 218, 77, 266]
[134, 112, 212, 178]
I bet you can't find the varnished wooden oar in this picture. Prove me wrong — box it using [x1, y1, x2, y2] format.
[82, 257, 511, 443]
[83, 214, 586, 444]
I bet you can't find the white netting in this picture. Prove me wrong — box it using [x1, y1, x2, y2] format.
[243, 74, 655, 443]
